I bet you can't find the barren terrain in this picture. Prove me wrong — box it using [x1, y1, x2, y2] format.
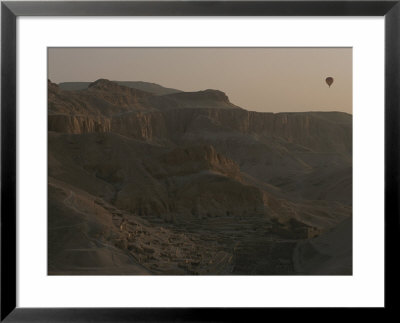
[48, 79, 352, 275]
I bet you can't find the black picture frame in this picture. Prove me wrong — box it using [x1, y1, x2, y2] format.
[1, 0, 399, 321]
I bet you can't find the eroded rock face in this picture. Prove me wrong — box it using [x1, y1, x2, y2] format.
[111, 111, 168, 141]
[159, 145, 241, 179]
[48, 114, 111, 134]
[48, 79, 152, 118]
[158, 108, 351, 154]
[48, 107, 352, 157]
[87, 79, 153, 109]
[48, 79, 351, 155]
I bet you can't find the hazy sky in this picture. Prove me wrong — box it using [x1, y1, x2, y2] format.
[48, 47, 352, 114]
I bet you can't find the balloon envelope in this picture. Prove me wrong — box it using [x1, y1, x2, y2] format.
[325, 77, 334, 87]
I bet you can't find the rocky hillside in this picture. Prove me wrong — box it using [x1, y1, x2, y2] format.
[48, 79, 352, 275]
[50, 80, 351, 154]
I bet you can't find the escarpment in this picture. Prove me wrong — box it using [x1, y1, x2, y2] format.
[159, 144, 241, 180]
[48, 79, 351, 155]
[110, 111, 168, 141]
[48, 114, 111, 134]
[48, 107, 352, 156]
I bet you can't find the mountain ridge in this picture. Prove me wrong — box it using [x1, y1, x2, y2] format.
[58, 80, 182, 95]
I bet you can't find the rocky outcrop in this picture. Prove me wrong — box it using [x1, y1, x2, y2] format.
[48, 79, 60, 93]
[48, 114, 111, 134]
[164, 89, 232, 105]
[159, 145, 241, 180]
[48, 79, 154, 118]
[48, 79, 351, 155]
[147, 89, 240, 110]
[161, 108, 351, 154]
[58, 80, 182, 95]
[106, 107, 351, 154]
[87, 79, 152, 109]
[110, 111, 168, 141]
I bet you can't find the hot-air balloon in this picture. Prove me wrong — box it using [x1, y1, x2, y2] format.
[325, 77, 334, 88]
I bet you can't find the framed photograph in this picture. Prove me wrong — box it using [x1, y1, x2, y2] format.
[1, 0, 399, 321]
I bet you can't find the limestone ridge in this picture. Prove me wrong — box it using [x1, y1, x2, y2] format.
[48, 79, 352, 154]
[59, 80, 182, 95]
[48, 114, 111, 134]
